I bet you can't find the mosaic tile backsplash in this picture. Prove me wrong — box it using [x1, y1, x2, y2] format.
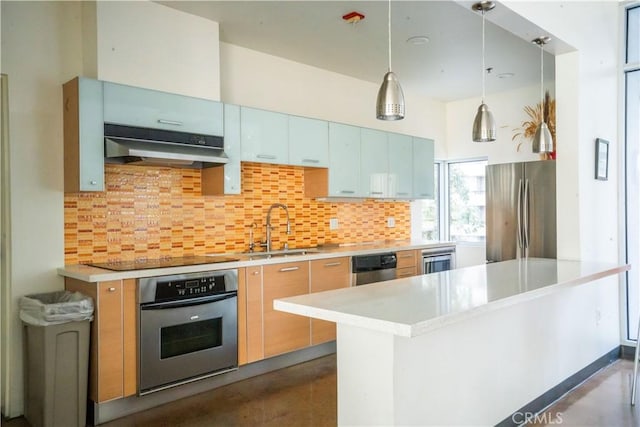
[64, 163, 411, 264]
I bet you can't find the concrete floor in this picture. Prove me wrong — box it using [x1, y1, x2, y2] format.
[5, 356, 640, 426]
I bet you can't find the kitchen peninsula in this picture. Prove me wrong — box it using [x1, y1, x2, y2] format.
[275, 258, 630, 426]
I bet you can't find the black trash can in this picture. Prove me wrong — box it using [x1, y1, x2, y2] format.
[20, 291, 94, 427]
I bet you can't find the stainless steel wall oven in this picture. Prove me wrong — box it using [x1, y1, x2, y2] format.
[138, 269, 238, 395]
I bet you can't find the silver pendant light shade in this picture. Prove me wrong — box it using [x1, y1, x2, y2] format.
[472, 103, 496, 142]
[376, 71, 405, 120]
[471, 1, 496, 142]
[532, 122, 553, 153]
[376, 0, 405, 121]
[532, 36, 554, 154]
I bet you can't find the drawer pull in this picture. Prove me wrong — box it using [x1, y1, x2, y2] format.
[302, 158, 320, 164]
[324, 262, 341, 267]
[157, 119, 183, 126]
[399, 254, 413, 258]
[279, 266, 300, 272]
[252, 271, 260, 276]
[107, 287, 116, 292]
[340, 190, 355, 194]
[257, 154, 277, 160]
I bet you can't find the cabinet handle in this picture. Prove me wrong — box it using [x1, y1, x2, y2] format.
[340, 190, 355, 194]
[397, 192, 409, 196]
[107, 287, 116, 292]
[257, 154, 277, 160]
[420, 193, 430, 197]
[399, 254, 413, 258]
[252, 271, 260, 276]
[279, 266, 300, 272]
[398, 272, 413, 277]
[302, 158, 320, 164]
[157, 119, 183, 126]
[371, 191, 383, 195]
[324, 262, 341, 267]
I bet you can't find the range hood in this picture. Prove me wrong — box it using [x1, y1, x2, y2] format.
[104, 123, 228, 169]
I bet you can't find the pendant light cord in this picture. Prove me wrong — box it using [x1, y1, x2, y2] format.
[388, 0, 392, 72]
[481, 9, 486, 103]
[540, 42, 544, 110]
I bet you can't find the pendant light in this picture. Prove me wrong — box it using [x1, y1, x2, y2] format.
[376, 0, 405, 120]
[471, 1, 496, 142]
[532, 36, 554, 154]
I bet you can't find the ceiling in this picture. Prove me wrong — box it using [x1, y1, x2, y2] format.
[158, 1, 566, 102]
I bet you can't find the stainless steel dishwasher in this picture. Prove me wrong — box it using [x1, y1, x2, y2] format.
[352, 252, 398, 286]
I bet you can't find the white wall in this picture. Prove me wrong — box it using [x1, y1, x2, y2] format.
[94, 1, 220, 100]
[219, 42, 447, 158]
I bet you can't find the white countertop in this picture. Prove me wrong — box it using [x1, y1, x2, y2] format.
[274, 258, 630, 338]
[58, 240, 455, 282]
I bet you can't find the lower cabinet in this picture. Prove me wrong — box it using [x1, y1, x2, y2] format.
[262, 261, 311, 358]
[310, 257, 350, 344]
[65, 277, 137, 402]
[396, 250, 419, 279]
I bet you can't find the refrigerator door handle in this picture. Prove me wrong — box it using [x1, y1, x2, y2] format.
[524, 179, 530, 252]
[517, 179, 523, 250]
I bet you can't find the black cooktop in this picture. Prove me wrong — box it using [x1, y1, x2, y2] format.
[88, 255, 240, 271]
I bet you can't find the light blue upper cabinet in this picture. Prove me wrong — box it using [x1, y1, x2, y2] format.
[240, 107, 289, 164]
[413, 137, 435, 199]
[63, 77, 104, 192]
[360, 129, 389, 198]
[223, 104, 241, 194]
[387, 133, 413, 199]
[288, 116, 328, 167]
[328, 123, 361, 197]
[103, 82, 223, 136]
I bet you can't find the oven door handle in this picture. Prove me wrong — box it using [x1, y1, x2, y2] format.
[140, 292, 237, 310]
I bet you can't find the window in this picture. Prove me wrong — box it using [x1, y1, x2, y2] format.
[447, 159, 487, 243]
[625, 4, 640, 341]
[418, 159, 487, 243]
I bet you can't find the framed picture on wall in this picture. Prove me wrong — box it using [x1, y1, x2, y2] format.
[595, 138, 609, 181]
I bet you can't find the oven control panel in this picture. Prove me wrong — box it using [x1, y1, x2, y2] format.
[138, 269, 239, 303]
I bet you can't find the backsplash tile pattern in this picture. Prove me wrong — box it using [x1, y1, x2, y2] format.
[64, 163, 411, 264]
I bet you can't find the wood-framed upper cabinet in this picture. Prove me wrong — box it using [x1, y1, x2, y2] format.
[63, 77, 105, 192]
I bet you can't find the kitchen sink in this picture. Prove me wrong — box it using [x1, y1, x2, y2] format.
[245, 248, 319, 259]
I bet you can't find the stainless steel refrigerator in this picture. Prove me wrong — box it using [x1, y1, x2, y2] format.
[485, 160, 556, 262]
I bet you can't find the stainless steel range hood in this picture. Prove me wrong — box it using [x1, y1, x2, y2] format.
[104, 124, 228, 169]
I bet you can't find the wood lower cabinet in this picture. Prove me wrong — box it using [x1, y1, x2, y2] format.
[65, 278, 137, 402]
[310, 257, 350, 344]
[262, 261, 310, 358]
[396, 250, 419, 279]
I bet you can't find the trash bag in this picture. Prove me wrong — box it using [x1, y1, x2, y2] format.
[20, 291, 94, 326]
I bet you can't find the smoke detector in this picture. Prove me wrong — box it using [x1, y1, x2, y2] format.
[342, 11, 365, 24]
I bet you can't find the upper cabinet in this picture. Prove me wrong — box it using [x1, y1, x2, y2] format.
[388, 133, 414, 199]
[240, 107, 288, 164]
[360, 128, 389, 198]
[103, 82, 223, 136]
[412, 137, 435, 199]
[288, 116, 328, 167]
[328, 122, 361, 197]
[63, 77, 105, 192]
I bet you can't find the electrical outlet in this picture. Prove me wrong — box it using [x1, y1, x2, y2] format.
[387, 217, 395, 228]
[329, 218, 339, 230]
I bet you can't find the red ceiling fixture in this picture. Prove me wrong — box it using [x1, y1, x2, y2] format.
[342, 11, 365, 24]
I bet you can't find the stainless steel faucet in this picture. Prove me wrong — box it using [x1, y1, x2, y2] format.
[261, 203, 291, 252]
